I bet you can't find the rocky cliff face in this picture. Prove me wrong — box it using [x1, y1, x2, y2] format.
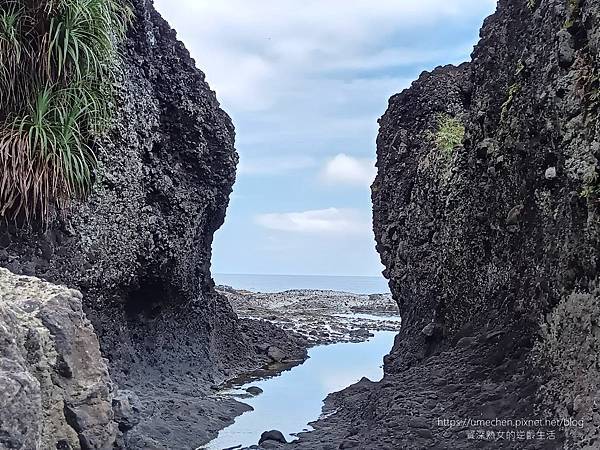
[0, 0, 274, 448]
[295, 0, 599, 448]
[375, 0, 600, 371]
[0, 269, 116, 449]
[373, 0, 599, 446]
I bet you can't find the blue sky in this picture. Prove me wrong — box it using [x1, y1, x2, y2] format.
[154, 0, 496, 277]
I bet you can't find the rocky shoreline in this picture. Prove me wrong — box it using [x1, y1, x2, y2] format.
[219, 287, 400, 345]
[194, 287, 401, 449]
[296, 0, 600, 448]
[2, 0, 600, 449]
[0, 1, 308, 447]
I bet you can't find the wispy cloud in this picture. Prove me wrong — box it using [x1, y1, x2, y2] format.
[239, 155, 317, 175]
[155, 0, 496, 276]
[321, 153, 376, 187]
[255, 208, 370, 235]
[155, 0, 496, 114]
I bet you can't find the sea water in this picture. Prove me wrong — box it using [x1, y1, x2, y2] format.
[214, 273, 390, 295]
[204, 331, 396, 450]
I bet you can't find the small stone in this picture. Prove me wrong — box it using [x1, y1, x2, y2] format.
[557, 29, 575, 67]
[408, 417, 429, 429]
[545, 167, 557, 179]
[259, 430, 287, 444]
[421, 323, 436, 337]
[415, 429, 434, 439]
[505, 204, 525, 225]
[256, 343, 271, 353]
[113, 390, 142, 431]
[246, 386, 263, 396]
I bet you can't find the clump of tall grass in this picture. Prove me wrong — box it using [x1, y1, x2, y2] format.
[0, 0, 131, 224]
[431, 114, 465, 155]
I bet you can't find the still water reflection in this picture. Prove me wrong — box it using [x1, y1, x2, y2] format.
[205, 331, 396, 450]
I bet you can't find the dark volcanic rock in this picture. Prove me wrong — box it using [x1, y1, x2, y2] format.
[267, 346, 287, 363]
[112, 390, 142, 431]
[294, 0, 600, 449]
[0, 1, 305, 448]
[259, 430, 288, 444]
[246, 386, 264, 396]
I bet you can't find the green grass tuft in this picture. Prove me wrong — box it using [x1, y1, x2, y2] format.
[581, 169, 600, 201]
[501, 83, 521, 121]
[564, 0, 581, 29]
[0, 0, 131, 224]
[432, 114, 465, 155]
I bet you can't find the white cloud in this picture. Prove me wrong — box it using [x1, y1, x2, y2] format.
[154, 1, 496, 275]
[321, 154, 376, 187]
[154, 0, 497, 113]
[255, 208, 370, 235]
[238, 155, 317, 175]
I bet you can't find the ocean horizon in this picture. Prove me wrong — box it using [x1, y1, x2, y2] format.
[214, 273, 390, 295]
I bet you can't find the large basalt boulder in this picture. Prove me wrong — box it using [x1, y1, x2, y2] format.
[371, 0, 600, 447]
[0, 0, 252, 388]
[293, 0, 600, 448]
[0, 0, 256, 447]
[0, 268, 116, 449]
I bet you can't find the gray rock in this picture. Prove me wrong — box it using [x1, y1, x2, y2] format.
[414, 429, 434, 439]
[257, 343, 271, 353]
[299, 1, 600, 448]
[246, 386, 264, 396]
[113, 390, 142, 431]
[0, 1, 287, 448]
[505, 204, 525, 225]
[267, 346, 286, 363]
[0, 268, 117, 449]
[421, 323, 436, 337]
[557, 29, 575, 67]
[545, 166, 557, 179]
[259, 429, 288, 444]
[260, 442, 283, 449]
[408, 417, 429, 429]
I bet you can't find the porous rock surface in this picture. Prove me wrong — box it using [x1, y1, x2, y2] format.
[294, 0, 600, 448]
[0, 268, 116, 449]
[0, 0, 307, 448]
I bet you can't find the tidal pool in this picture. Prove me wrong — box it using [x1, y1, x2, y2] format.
[204, 331, 396, 450]
[335, 312, 402, 323]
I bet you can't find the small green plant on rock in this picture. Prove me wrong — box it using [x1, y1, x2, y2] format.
[0, 0, 131, 224]
[564, 0, 581, 29]
[581, 168, 600, 201]
[431, 114, 465, 155]
[501, 83, 521, 121]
